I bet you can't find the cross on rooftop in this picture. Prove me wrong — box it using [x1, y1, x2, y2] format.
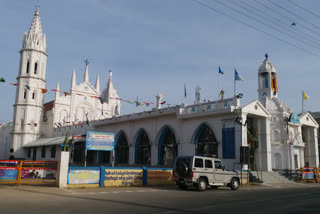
[34, 0, 40, 10]
[84, 59, 90, 66]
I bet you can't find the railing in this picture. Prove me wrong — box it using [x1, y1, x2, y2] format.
[0, 160, 57, 187]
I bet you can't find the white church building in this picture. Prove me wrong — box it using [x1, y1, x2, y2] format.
[0, 9, 318, 172]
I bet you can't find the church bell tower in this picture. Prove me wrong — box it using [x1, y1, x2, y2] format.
[258, 54, 278, 105]
[10, 9, 47, 159]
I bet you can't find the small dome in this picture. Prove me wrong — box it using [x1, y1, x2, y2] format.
[259, 59, 276, 74]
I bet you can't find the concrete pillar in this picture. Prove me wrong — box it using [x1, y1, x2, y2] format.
[308, 128, 319, 167]
[56, 151, 69, 188]
[151, 144, 158, 166]
[129, 145, 135, 165]
[258, 118, 272, 171]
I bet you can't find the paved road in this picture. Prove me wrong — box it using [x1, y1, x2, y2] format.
[1, 183, 320, 214]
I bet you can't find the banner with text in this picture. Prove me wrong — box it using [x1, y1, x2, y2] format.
[104, 169, 143, 187]
[147, 170, 175, 185]
[86, 131, 115, 151]
[0, 167, 18, 180]
[68, 169, 100, 184]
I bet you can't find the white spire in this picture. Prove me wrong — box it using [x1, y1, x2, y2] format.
[23, 9, 46, 52]
[95, 74, 100, 93]
[102, 70, 118, 103]
[71, 68, 76, 88]
[84, 65, 89, 82]
[29, 9, 43, 35]
[55, 82, 60, 99]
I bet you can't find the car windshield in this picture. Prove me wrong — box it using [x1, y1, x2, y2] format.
[175, 157, 192, 169]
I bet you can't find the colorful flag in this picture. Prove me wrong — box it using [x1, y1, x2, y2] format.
[135, 101, 143, 107]
[0, 77, 5, 82]
[161, 101, 166, 105]
[234, 69, 243, 81]
[10, 83, 19, 86]
[24, 85, 31, 90]
[99, 97, 104, 104]
[303, 91, 309, 100]
[218, 66, 224, 74]
[40, 88, 48, 94]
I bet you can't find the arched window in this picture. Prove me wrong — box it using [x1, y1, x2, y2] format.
[32, 92, 35, 99]
[194, 124, 218, 157]
[26, 61, 30, 74]
[34, 62, 38, 74]
[23, 90, 27, 99]
[135, 130, 151, 165]
[116, 132, 129, 164]
[158, 127, 177, 166]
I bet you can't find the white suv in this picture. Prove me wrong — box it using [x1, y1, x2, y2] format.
[173, 155, 240, 191]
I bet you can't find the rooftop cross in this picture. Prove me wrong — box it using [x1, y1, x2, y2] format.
[34, 0, 40, 10]
[84, 59, 90, 66]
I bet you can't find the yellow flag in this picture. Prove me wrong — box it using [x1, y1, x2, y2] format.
[303, 91, 309, 100]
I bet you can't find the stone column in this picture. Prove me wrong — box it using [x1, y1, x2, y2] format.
[258, 118, 272, 171]
[56, 151, 70, 188]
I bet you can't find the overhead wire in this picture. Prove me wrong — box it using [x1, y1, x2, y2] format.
[287, 0, 320, 19]
[237, 0, 320, 48]
[253, 0, 320, 39]
[189, 0, 320, 57]
[225, 0, 320, 51]
[266, 0, 320, 32]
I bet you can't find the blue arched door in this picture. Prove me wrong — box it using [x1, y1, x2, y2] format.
[115, 132, 129, 164]
[135, 130, 151, 164]
[194, 124, 218, 157]
[158, 127, 177, 166]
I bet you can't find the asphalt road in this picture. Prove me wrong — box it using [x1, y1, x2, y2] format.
[1, 184, 320, 214]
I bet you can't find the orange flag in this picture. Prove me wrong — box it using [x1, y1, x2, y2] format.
[41, 88, 48, 94]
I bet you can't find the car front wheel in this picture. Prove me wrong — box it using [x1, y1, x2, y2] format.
[196, 178, 207, 191]
[230, 178, 239, 191]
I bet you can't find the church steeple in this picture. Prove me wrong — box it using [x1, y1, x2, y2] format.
[71, 69, 76, 88]
[258, 54, 278, 103]
[23, 9, 46, 53]
[95, 74, 100, 92]
[11, 8, 48, 159]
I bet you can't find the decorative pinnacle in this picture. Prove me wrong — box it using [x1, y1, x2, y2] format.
[265, 53, 269, 60]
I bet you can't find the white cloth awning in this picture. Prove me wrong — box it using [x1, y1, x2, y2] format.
[23, 136, 68, 147]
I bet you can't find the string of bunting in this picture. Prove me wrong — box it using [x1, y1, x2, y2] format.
[0, 77, 167, 107]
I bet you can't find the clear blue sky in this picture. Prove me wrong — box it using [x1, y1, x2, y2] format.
[0, 0, 319, 123]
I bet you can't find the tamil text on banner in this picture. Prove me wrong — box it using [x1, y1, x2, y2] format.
[86, 131, 115, 151]
[104, 169, 143, 187]
[147, 170, 175, 185]
[68, 169, 100, 184]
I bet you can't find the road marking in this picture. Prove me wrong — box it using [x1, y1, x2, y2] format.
[187, 205, 217, 211]
[70, 189, 171, 195]
[261, 183, 281, 188]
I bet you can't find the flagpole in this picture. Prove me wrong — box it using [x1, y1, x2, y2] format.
[218, 74, 220, 99]
[234, 77, 236, 96]
[302, 91, 304, 113]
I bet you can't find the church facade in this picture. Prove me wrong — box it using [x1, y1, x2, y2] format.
[0, 9, 318, 172]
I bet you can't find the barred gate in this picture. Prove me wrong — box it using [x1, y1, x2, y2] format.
[0, 160, 57, 186]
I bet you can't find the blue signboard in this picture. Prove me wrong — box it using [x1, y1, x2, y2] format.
[86, 131, 115, 151]
[0, 168, 18, 180]
[289, 113, 300, 124]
